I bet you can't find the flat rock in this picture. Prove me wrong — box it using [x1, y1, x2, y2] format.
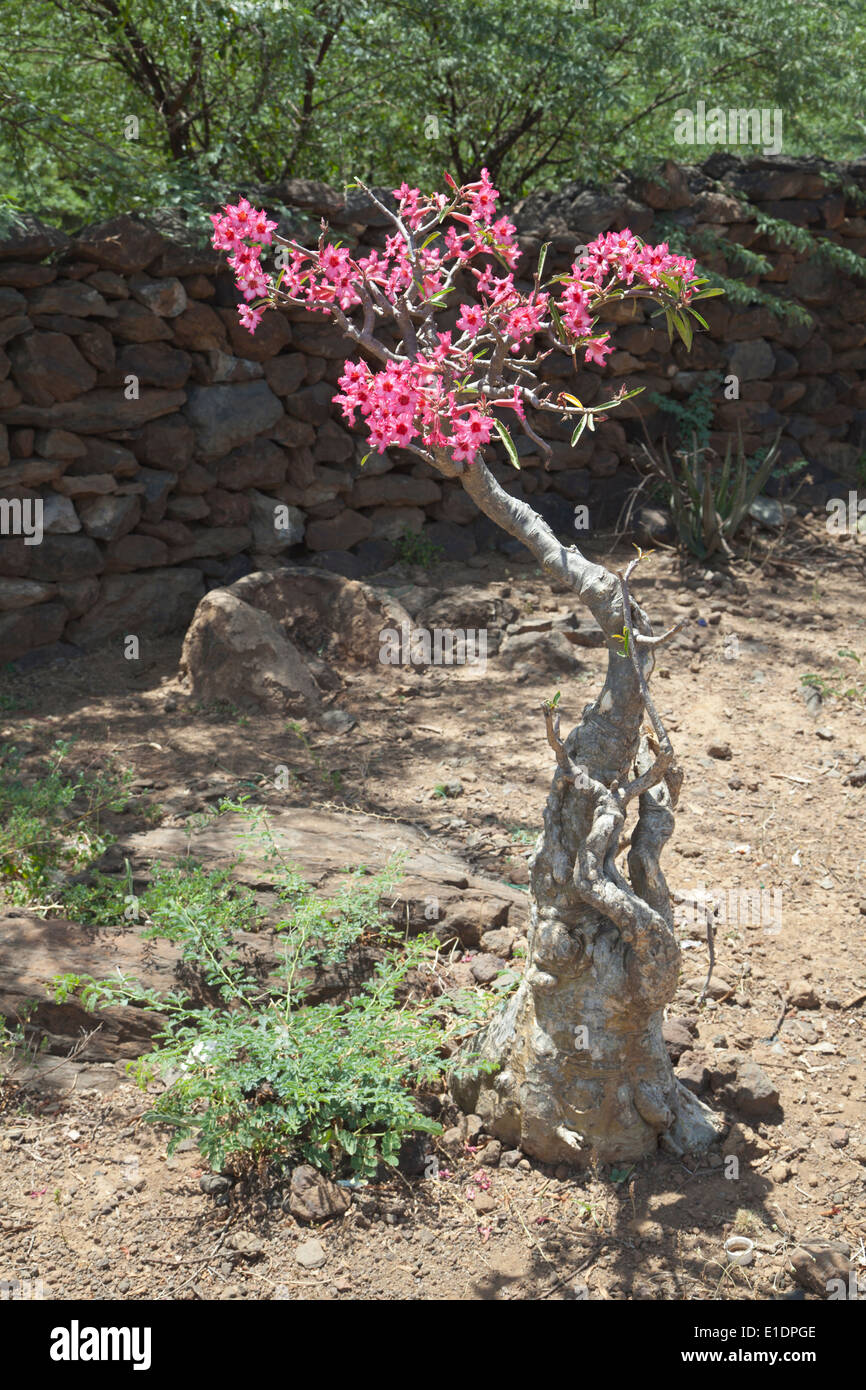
[295, 1238, 327, 1270]
[126, 808, 528, 946]
[0, 909, 178, 1060]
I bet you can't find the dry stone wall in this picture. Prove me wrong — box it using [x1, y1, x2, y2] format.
[2, 155, 865, 664]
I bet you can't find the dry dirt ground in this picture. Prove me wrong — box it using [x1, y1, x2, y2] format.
[1, 515, 865, 1302]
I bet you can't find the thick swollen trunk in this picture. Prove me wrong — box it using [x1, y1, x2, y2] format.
[446, 458, 724, 1164]
[452, 684, 722, 1164]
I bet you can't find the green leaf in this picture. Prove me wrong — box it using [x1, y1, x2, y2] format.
[570, 414, 589, 447]
[675, 312, 693, 350]
[537, 241, 550, 282]
[493, 418, 521, 469]
[549, 300, 567, 345]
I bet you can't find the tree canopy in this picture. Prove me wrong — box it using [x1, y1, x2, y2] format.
[2, 0, 865, 229]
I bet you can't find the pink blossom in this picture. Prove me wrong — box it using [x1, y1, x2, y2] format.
[456, 303, 486, 335]
[584, 336, 613, 366]
[237, 304, 264, 333]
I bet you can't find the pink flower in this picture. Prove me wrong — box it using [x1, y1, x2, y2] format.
[584, 335, 612, 366]
[237, 304, 264, 334]
[456, 302, 486, 334]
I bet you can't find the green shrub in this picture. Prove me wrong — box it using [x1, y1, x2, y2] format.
[0, 740, 132, 910]
[51, 806, 492, 1180]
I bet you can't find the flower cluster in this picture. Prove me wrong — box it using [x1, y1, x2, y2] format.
[212, 172, 703, 467]
[333, 356, 495, 464]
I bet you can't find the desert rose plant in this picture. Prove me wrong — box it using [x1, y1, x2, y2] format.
[211, 173, 726, 1163]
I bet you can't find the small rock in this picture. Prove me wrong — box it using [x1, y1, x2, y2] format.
[788, 979, 820, 1009]
[662, 1018, 694, 1062]
[801, 684, 822, 717]
[716, 1056, 779, 1118]
[500, 1149, 522, 1169]
[319, 708, 356, 734]
[771, 1161, 792, 1183]
[477, 1140, 502, 1167]
[707, 741, 733, 760]
[227, 1231, 264, 1259]
[470, 953, 506, 985]
[199, 1173, 231, 1195]
[474, 1193, 497, 1216]
[748, 496, 784, 529]
[295, 1238, 327, 1270]
[828, 1126, 849, 1149]
[287, 1164, 351, 1223]
[480, 927, 515, 959]
[789, 1239, 850, 1298]
[815, 727, 834, 741]
[724, 1122, 770, 1157]
[676, 1051, 710, 1094]
[704, 977, 734, 1001]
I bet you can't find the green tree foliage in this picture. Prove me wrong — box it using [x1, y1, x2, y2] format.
[2, 0, 865, 226]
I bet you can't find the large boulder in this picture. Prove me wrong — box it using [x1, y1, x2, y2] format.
[70, 216, 166, 274]
[228, 567, 411, 663]
[178, 587, 320, 712]
[177, 567, 412, 712]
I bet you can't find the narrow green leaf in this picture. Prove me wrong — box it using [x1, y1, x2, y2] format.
[493, 418, 521, 469]
[675, 312, 693, 350]
[570, 414, 588, 447]
[549, 300, 566, 345]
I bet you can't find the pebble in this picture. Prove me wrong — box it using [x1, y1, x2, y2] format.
[295, 1239, 327, 1270]
[787, 979, 820, 1009]
[477, 1140, 501, 1167]
[707, 741, 733, 760]
[199, 1173, 231, 1195]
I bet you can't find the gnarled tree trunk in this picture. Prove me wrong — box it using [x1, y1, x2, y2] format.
[441, 454, 724, 1164]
